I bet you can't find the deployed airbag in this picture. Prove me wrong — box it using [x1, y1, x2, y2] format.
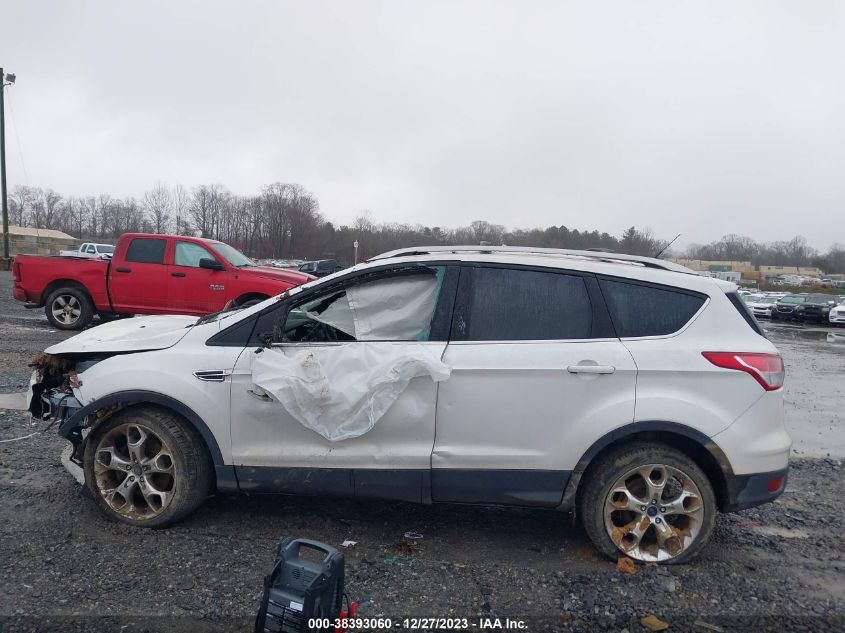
[251, 343, 451, 441]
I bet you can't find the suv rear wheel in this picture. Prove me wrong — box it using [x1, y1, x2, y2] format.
[578, 442, 716, 564]
[83, 405, 213, 528]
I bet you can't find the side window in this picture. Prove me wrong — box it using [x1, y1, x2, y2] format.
[84, 244, 96, 254]
[599, 278, 706, 337]
[463, 267, 593, 341]
[278, 267, 446, 343]
[125, 238, 166, 264]
[174, 241, 216, 267]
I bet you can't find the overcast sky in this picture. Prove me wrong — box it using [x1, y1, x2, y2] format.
[3, 1, 844, 249]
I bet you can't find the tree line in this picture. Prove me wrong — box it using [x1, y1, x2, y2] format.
[8, 182, 844, 272]
[685, 234, 845, 274]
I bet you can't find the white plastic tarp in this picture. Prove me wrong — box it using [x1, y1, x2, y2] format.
[251, 343, 451, 441]
[307, 274, 439, 341]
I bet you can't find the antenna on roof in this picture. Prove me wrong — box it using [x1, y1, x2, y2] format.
[654, 233, 681, 259]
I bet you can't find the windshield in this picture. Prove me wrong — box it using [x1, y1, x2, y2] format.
[779, 296, 806, 304]
[99, 245, 115, 254]
[808, 294, 832, 303]
[211, 242, 255, 267]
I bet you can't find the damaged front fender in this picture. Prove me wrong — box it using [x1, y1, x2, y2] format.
[48, 388, 236, 492]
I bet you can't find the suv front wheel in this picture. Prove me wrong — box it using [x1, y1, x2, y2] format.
[83, 405, 213, 528]
[579, 443, 717, 564]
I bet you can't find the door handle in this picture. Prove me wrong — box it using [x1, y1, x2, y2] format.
[116, 267, 131, 273]
[171, 272, 186, 277]
[247, 389, 273, 402]
[567, 365, 616, 375]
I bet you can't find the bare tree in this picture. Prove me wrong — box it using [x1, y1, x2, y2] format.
[172, 184, 190, 235]
[143, 182, 173, 234]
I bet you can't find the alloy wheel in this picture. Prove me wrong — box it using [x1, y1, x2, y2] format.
[51, 294, 82, 326]
[93, 423, 177, 520]
[603, 463, 705, 562]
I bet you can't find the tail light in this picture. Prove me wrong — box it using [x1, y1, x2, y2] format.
[12, 260, 21, 282]
[702, 352, 785, 391]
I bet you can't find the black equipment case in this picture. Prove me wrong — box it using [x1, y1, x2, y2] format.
[255, 537, 345, 633]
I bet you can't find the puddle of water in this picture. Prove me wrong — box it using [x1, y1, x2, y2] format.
[766, 326, 841, 342]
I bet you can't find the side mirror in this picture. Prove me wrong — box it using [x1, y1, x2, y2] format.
[199, 258, 225, 271]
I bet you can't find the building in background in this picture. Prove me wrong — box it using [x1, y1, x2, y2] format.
[6, 226, 79, 257]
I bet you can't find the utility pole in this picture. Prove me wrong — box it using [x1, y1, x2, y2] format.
[0, 67, 11, 263]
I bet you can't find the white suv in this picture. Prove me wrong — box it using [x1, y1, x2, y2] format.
[31, 246, 790, 563]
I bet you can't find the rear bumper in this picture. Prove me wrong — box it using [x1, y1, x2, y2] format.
[12, 285, 29, 302]
[723, 467, 788, 512]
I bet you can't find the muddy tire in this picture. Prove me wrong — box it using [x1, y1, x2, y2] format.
[83, 405, 213, 528]
[578, 442, 716, 564]
[45, 287, 94, 330]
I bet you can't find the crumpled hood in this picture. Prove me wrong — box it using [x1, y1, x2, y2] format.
[240, 266, 314, 285]
[45, 315, 198, 354]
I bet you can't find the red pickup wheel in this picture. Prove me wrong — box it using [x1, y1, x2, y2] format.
[45, 287, 95, 330]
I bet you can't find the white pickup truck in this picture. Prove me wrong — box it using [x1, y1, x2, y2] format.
[59, 242, 116, 259]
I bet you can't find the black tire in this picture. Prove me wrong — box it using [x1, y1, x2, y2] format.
[45, 286, 94, 330]
[83, 405, 213, 528]
[578, 442, 717, 564]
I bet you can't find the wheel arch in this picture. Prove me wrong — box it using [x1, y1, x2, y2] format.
[234, 292, 270, 307]
[41, 279, 93, 306]
[59, 390, 238, 492]
[561, 421, 734, 513]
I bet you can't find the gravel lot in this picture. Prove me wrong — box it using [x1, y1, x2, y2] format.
[0, 271, 843, 633]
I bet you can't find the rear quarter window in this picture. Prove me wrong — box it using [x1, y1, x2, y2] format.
[599, 278, 706, 338]
[726, 291, 765, 335]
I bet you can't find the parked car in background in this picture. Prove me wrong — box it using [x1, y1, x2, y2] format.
[829, 301, 845, 326]
[796, 294, 837, 323]
[771, 295, 807, 321]
[743, 293, 777, 319]
[31, 245, 789, 564]
[298, 259, 343, 277]
[13, 233, 314, 330]
[60, 243, 116, 259]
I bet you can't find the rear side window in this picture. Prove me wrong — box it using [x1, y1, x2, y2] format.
[125, 238, 166, 264]
[600, 278, 705, 337]
[464, 267, 592, 341]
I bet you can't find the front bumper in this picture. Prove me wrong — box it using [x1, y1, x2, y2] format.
[723, 467, 788, 512]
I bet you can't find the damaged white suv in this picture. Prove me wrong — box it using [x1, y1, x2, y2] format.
[30, 246, 791, 563]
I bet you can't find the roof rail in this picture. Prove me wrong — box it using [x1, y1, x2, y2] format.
[368, 245, 695, 274]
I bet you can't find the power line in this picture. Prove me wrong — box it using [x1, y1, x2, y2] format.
[5, 88, 29, 186]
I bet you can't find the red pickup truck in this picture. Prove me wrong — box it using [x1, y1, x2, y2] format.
[12, 233, 314, 330]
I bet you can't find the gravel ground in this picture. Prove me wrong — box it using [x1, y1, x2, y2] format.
[0, 272, 843, 632]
